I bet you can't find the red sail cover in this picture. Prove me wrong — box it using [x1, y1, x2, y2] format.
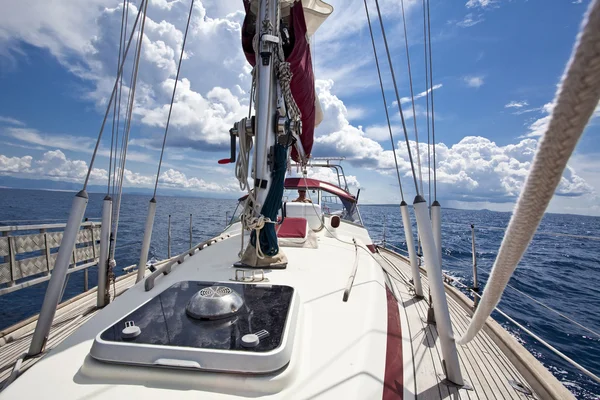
[242, 1, 316, 161]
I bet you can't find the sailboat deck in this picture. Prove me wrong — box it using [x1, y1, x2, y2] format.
[378, 247, 543, 400]
[0, 271, 139, 388]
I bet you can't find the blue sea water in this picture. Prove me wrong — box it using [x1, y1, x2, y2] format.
[0, 188, 598, 398]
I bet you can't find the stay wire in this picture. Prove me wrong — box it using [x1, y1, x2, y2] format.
[82, 0, 145, 190]
[111, 0, 149, 255]
[113, 0, 131, 198]
[399, 0, 424, 196]
[363, 0, 405, 202]
[426, 0, 437, 200]
[373, 0, 420, 195]
[422, 0, 431, 207]
[108, 0, 128, 195]
[152, 0, 195, 198]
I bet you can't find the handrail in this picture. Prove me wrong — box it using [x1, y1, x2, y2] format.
[144, 234, 231, 292]
[0, 221, 99, 232]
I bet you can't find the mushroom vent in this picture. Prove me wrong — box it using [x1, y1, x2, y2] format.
[186, 285, 244, 320]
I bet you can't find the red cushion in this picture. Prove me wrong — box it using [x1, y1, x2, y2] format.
[276, 217, 308, 239]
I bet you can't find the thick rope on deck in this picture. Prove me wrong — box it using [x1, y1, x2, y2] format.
[459, 0, 600, 344]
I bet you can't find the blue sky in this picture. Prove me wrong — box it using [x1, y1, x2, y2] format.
[0, 0, 599, 215]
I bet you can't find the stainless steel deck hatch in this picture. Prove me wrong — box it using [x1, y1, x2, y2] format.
[90, 281, 298, 374]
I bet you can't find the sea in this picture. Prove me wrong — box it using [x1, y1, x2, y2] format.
[0, 188, 598, 398]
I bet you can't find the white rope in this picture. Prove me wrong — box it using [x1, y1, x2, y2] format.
[459, 0, 600, 344]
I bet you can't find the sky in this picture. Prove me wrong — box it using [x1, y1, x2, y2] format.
[0, 0, 599, 215]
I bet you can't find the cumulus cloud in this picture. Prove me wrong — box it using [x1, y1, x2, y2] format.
[311, 79, 592, 202]
[0, 149, 240, 193]
[464, 75, 485, 88]
[0, 154, 33, 173]
[159, 168, 238, 192]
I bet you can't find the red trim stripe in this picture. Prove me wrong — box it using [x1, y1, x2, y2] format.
[383, 285, 403, 399]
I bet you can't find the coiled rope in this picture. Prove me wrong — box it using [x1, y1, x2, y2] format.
[459, 0, 600, 344]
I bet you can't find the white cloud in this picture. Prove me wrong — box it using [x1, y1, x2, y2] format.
[2, 127, 153, 164]
[0, 116, 24, 126]
[505, 101, 528, 108]
[464, 75, 485, 88]
[392, 84, 443, 107]
[466, 0, 495, 8]
[312, 79, 592, 202]
[457, 13, 484, 27]
[523, 101, 599, 138]
[159, 168, 238, 192]
[0, 154, 32, 173]
[294, 167, 361, 189]
[0, 149, 241, 193]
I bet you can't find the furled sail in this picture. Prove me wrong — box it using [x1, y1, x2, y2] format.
[242, 0, 332, 161]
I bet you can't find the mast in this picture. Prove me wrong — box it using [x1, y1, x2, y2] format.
[253, 0, 280, 210]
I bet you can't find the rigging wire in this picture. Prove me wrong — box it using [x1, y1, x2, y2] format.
[363, 0, 405, 202]
[108, 0, 128, 195]
[422, 0, 431, 207]
[399, 0, 424, 196]
[111, 0, 149, 257]
[112, 0, 131, 198]
[82, 0, 146, 191]
[444, 221, 600, 241]
[152, 0, 195, 198]
[426, 0, 437, 201]
[106, 0, 127, 196]
[372, 0, 419, 195]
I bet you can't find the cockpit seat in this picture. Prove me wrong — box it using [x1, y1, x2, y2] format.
[283, 202, 323, 231]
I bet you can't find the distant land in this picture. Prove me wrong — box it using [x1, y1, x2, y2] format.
[0, 176, 240, 200]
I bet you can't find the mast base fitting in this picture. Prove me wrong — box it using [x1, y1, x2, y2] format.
[236, 244, 288, 269]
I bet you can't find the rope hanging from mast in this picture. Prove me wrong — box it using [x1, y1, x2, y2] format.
[459, 0, 600, 345]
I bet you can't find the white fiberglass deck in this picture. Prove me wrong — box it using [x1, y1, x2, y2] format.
[0, 220, 573, 399]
